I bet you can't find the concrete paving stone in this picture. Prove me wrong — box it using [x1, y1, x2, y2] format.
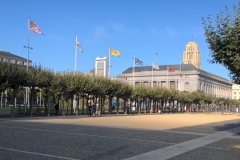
[169, 146, 240, 160]
[169, 120, 240, 134]
[1, 114, 240, 160]
[0, 150, 61, 160]
[0, 127, 170, 160]
[204, 138, 240, 150]
[0, 121, 202, 144]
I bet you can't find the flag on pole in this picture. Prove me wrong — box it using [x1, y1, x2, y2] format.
[110, 48, 120, 56]
[76, 41, 83, 52]
[30, 21, 44, 35]
[180, 73, 182, 77]
[152, 62, 159, 69]
[135, 58, 143, 65]
[168, 67, 174, 72]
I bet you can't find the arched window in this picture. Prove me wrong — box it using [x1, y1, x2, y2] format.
[184, 82, 190, 91]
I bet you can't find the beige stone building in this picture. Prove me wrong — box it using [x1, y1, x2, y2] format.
[183, 41, 201, 69]
[232, 84, 240, 100]
[117, 63, 232, 99]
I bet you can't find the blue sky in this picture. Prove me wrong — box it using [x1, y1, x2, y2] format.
[0, 0, 239, 80]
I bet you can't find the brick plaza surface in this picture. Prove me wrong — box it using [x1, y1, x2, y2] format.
[0, 114, 240, 160]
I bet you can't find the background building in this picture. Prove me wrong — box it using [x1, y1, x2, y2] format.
[183, 42, 201, 69]
[232, 84, 240, 100]
[90, 68, 95, 76]
[95, 57, 109, 77]
[0, 50, 32, 67]
[117, 63, 232, 99]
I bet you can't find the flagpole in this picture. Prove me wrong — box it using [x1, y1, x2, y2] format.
[178, 54, 182, 90]
[151, 61, 153, 87]
[26, 16, 30, 108]
[167, 66, 168, 89]
[109, 46, 111, 78]
[133, 54, 135, 86]
[75, 33, 77, 74]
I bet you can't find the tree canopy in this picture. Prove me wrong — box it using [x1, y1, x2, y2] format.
[202, 2, 240, 83]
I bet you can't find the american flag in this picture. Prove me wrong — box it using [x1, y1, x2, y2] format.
[76, 42, 83, 52]
[135, 58, 143, 65]
[30, 21, 44, 35]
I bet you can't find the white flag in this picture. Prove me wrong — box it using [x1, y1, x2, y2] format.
[152, 62, 159, 69]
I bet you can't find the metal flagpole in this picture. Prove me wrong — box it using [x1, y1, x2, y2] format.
[151, 61, 153, 87]
[167, 66, 168, 89]
[109, 46, 111, 77]
[75, 33, 77, 74]
[23, 16, 32, 109]
[178, 54, 182, 90]
[132, 54, 135, 86]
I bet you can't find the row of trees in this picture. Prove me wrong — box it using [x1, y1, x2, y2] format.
[0, 62, 236, 118]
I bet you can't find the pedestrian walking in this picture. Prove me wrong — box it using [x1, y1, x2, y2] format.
[88, 104, 92, 117]
[126, 105, 130, 115]
[92, 103, 96, 117]
[112, 105, 115, 113]
[132, 106, 135, 115]
[55, 103, 59, 116]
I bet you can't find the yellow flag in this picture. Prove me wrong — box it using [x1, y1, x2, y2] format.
[110, 48, 121, 57]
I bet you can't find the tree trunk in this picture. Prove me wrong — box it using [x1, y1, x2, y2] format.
[116, 97, 119, 114]
[108, 97, 112, 114]
[81, 97, 85, 115]
[47, 87, 50, 116]
[29, 87, 34, 117]
[71, 96, 73, 115]
[62, 96, 65, 116]
[76, 93, 79, 116]
[11, 92, 16, 118]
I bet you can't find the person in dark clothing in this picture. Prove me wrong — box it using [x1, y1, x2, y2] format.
[112, 105, 115, 112]
[55, 103, 59, 115]
[126, 105, 130, 115]
[88, 104, 92, 117]
[92, 103, 96, 116]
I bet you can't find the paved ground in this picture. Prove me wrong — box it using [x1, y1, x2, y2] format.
[0, 113, 240, 160]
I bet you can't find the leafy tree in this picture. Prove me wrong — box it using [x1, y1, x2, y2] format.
[37, 68, 54, 116]
[7, 65, 27, 117]
[202, 2, 240, 83]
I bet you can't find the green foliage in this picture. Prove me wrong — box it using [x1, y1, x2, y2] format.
[202, 2, 240, 83]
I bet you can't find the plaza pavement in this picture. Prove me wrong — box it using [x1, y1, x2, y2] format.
[0, 113, 240, 159]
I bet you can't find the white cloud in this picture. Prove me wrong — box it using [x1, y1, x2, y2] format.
[94, 26, 107, 38]
[166, 26, 177, 36]
[113, 22, 124, 31]
[85, 26, 108, 45]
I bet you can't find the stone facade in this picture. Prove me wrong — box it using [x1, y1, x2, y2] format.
[0, 50, 32, 66]
[183, 41, 201, 69]
[117, 63, 232, 99]
[232, 84, 240, 100]
[95, 57, 109, 77]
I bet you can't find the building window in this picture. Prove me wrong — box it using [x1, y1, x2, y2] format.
[10, 60, 15, 64]
[184, 82, 190, 91]
[234, 92, 236, 95]
[170, 81, 175, 89]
